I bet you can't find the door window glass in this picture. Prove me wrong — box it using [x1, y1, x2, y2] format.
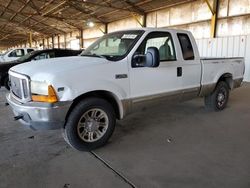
[136, 32, 176, 61]
[9, 49, 25, 57]
[27, 49, 34, 53]
[33, 52, 55, 60]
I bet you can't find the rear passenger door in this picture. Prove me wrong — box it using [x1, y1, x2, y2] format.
[177, 33, 201, 100]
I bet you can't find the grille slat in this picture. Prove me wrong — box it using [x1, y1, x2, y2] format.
[9, 71, 31, 103]
[10, 76, 22, 99]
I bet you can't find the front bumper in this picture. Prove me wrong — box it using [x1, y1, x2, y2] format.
[6, 93, 72, 130]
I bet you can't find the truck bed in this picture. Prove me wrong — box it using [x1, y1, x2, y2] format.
[199, 57, 245, 96]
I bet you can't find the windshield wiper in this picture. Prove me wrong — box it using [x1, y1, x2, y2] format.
[81, 53, 107, 59]
[81, 53, 119, 61]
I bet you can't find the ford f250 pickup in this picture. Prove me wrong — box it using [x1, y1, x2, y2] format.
[6, 28, 245, 151]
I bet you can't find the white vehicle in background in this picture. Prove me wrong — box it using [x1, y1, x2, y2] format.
[0, 48, 35, 62]
[7, 28, 245, 151]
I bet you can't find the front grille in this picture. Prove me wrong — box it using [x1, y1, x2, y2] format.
[10, 76, 22, 98]
[9, 71, 31, 102]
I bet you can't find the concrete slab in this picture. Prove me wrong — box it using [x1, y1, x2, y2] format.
[1, 84, 250, 188]
[95, 83, 250, 188]
[0, 90, 130, 188]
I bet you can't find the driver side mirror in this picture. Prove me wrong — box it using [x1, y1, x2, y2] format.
[132, 47, 160, 68]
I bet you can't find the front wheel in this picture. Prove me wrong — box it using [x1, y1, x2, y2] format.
[64, 98, 116, 151]
[204, 81, 230, 111]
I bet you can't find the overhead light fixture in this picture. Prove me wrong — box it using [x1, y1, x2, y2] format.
[87, 21, 95, 27]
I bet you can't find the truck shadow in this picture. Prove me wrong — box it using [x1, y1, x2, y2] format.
[111, 98, 208, 144]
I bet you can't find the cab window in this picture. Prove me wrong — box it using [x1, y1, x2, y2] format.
[33, 52, 55, 60]
[27, 49, 34, 53]
[135, 32, 176, 61]
[177, 33, 194, 60]
[8, 49, 25, 57]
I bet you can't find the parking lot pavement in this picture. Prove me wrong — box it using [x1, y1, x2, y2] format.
[1, 84, 250, 188]
[0, 89, 130, 188]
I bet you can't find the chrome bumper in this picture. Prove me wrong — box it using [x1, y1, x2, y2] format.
[6, 93, 72, 130]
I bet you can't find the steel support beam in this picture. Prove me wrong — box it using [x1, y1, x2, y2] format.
[58, 35, 60, 49]
[42, 39, 45, 49]
[142, 14, 147, 27]
[52, 36, 54, 48]
[80, 29, 84, 49]
[205, 0, 219, 38]
[64, 34, 67, 49]
[132, 14, 147, 27]
[98, 23, 108, 34]
[47, 38, 49, 48]
[29, 32, 32, 47]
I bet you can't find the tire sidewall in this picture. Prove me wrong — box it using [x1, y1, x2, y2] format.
[65, 98, 116, 151]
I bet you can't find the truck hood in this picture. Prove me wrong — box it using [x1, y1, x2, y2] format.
[10, 56, 109, 80]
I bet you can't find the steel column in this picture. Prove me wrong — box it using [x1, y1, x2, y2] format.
[29, 32, 32, 47]
[79, 29, 84, 49]
[205, 0, 219, 38]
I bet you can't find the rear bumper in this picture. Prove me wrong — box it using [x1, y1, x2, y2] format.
[6, 93, 72, 130]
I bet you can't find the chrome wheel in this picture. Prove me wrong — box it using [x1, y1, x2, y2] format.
[217, 88, 227, 108]
[77, 108, 109, 143]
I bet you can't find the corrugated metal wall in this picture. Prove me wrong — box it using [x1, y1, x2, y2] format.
[196, 35, 250, 82]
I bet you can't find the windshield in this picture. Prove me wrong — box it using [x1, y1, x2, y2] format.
[81, 30, 144, 61]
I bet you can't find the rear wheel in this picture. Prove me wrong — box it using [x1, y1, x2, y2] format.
[64, 98, 116, 151]
[204, 81, 229, 111]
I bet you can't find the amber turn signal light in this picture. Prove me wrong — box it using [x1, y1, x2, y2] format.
[32, 85, 58, 103]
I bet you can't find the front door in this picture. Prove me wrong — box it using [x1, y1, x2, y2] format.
[129, 31, 183, 109]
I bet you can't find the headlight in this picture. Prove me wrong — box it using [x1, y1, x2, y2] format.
[31, 81, 58, 103]
[31, 81, 48, 95]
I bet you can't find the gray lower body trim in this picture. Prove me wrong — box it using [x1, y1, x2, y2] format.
[121, 87, 200, 118]
[233, 78, 243, 89]
[6, 93, 72, 130]
[199, 77, 243, 97]
[199, 83, 216, 97]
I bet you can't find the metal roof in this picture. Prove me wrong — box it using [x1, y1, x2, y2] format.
[0, 0, 193, 47]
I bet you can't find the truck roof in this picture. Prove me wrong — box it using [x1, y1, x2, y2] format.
[111, 27, 190, 33]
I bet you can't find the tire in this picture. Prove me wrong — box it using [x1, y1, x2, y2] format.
[64, 97, 116, 151]
[204, 81, 230, 111]
[4, 77, 10, 90]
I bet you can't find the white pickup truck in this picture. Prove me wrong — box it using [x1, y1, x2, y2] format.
[7, 28, 244, 151]
[0, 48, 35, 63]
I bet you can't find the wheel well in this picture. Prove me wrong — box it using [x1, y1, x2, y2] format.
[218, 73, 233, 89]
[65, 90, 121, 123]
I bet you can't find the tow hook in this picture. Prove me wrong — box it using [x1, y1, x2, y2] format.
[14, 115, 23, 121]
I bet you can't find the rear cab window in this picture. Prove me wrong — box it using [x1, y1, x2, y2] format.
[177, 33, 194, 60]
